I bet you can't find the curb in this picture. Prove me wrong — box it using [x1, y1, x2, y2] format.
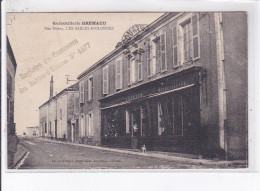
[37, 138, 247, 168]
[13, 144, 29, 169]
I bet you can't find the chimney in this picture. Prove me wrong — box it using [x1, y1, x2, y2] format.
[50, 75, 54, 99]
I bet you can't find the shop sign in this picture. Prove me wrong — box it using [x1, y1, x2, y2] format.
[101, 73, 197, 108]
[158, 81, 190, 93]
[121, 24, 148, 45]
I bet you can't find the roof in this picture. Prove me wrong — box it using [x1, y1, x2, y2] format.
[7, 36, 17, 71]
[77, 12, 178, 80]
[39, 81, 79, 108]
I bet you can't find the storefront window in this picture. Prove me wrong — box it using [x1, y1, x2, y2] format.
[173, 96, 183, 136]
[103, 108, 125, 137]
[158, 98, 174, 136]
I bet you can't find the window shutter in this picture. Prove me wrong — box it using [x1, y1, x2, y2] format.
[147, 41, 151, 77]
[134, 59, 138, 82]
[115, 60, 121, 89]
[127, 57, 131, 85]
[138, 54, 143, 81]
[103, 67, 108, 94]
[155, 38, 161, 73]
[177, 25, 183, 65]
[85, 114, 88, 136]
[115, 61, 118, 89]
[172, 27, 178, 67]
[86, 79, 89, 101]
[80, 83, 84, 103]
[192, 14, 199, 59]
[91, 77, 94, 99]
[160, 34, 166, 71]
[120, 60, 122, 88]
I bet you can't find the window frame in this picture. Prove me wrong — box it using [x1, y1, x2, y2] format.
[191, 13, 200, 61]
[160, 33, 167, 73]
[147, 31, 167, 76]
[87, 76, 94, 101]
[177, 13, 200, 65]
[87, 111, 94, 137]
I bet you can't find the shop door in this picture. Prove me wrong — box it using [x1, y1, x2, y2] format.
[182, 88, 200, 138]
[130, 107, 141, 149]
[131, 110, 141, 137]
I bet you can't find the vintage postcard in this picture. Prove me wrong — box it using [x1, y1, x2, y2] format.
[6, 12, 248, 170]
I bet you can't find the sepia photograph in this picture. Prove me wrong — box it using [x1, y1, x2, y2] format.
[6, 12, 248, 170]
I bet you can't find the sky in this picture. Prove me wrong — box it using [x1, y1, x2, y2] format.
[7, 12, 163, 135]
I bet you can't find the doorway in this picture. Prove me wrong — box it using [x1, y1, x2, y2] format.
[55, 120, 57, 139]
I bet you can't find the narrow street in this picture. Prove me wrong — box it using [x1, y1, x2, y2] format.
[18, 137, 207, 169]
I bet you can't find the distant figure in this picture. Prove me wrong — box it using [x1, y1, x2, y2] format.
[7, 131, 19, 168]
[141, 145, 146, 154]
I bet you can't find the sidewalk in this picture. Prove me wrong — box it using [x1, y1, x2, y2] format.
[13, 143, 28, 168]
[38, 137, 248, 168]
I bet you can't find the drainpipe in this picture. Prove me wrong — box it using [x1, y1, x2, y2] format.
[214, 12, 228, 160]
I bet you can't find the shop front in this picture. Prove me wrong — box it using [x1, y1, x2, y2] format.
[100, 69, 202, 154]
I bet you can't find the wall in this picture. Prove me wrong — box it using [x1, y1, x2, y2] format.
[197, 13, 221, 156]
[48, 99, 57, 137]
[67, 91, 80, 141]
[222, 12, 248, 160]
[56, 93, 68, 139]
[7, 47, 16, 134]
[26, 127, 39, 137]
[39, 104, 48, 136]
[79, 68, 102, 144]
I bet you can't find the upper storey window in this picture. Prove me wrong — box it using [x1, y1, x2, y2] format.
[126, 49, 143, 86]
[87, 76, 94, 100]
[147, 32, 167, 77]
[174, 13, 200, 66]
[79, 82, 84, 103]
[115, 58, 122, 90]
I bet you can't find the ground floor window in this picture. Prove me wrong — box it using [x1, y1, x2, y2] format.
[86, 112, 94, 137]
[44, 123, 47, 134]
[103, 107, 125, 137]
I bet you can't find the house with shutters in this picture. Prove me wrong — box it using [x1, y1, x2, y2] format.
[40, 12, 247, 160]
[39, 77, 79, 142]
[94, 12, 247, 160]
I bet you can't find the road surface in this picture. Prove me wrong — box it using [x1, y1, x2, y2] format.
[19, 137, 206, 169]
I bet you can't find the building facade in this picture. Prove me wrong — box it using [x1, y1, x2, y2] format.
[77, 68, 102, 145]
[81, 12, 247, 160]
[39, 77, 79, 142]
[7, 37, 17, 136]
[7, 37, 19, 168]
[40, 12, 247, 160]
[26, 126, 40, 137]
